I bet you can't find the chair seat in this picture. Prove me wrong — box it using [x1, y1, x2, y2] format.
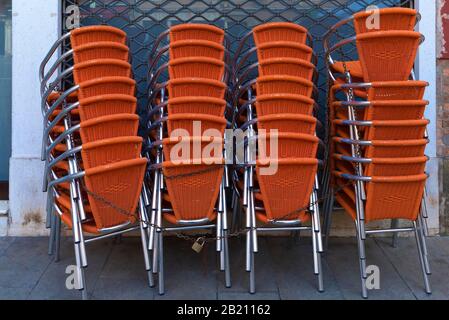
[331, 60, 363, 79]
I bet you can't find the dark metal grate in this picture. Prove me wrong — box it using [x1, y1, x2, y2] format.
[62, 0, 413, 123]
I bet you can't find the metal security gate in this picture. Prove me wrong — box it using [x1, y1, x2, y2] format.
[62, 0, 413, 121]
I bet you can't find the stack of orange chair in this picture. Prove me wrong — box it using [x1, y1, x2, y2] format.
[158, 24, 228, 225]
[50, 26, 146, 234]
[232, 22, 324, 294]
[328, 7, 429, 226]
[325, 7, 431, 297]
[251, 22, 320, 225]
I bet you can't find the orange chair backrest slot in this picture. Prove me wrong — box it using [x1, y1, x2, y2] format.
[257, 41, 313, 62]
[70, 25, 127, 48]
[353, 7, 417, 34]
[73, 41, 129, 64]
[168, 78, 226, 99]
[81, 136, 143, 169]
[167, 96, 226, 117]
[169, 57, 225, 81]
[170, 39, 225, 60]
[80, 114, 139, 143]
[73, 59, 132, 84]
[253, 22, 309, 46]
[78, 76, 136, 100]
[258, 58, 315, 80]
[170, 24, 225, 44]
[79, 94, 137, 122]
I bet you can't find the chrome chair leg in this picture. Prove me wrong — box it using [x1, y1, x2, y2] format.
[413, 221, 431, 294]
[55, 216, 61, 262]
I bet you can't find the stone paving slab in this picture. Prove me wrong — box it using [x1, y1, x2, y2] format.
[0, 236, 448, 300]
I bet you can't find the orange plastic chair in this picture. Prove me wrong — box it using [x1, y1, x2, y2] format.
[73, 59, 132, 85]
[257, 132, 319, 159]
[255, 93, 315, 116]
[79, 114, 139, 143]
[167, 113, 227, 136]
[167, 96, 226, 117]
[353, 7, 417, 34]
[84, 158, 147, 230]
[78, 76, 136, 100]
[331, 100, 428, 121]
[365, 139, 428, 158]
[362, 119, 429, 140]
[169, 39, 225, 60]
[364, 156, 427, 177]
[81, 136, 143, 169]
[168, 78, 226, 99]
[256, 41, 313, 62]
[162, 159, 224, 223]
[170, 24, 225, 44]
[162, 136, 224, 162]
[253, 22, 309, 47]
[258, 58, 315, 80]
[256, 158, 318, 221]
[257, 113, 317, 135]
[367, 80, 428, 100]
[330, 80, 428, 101]
[356, 30, 421, 82]
[70, 25, 127, 48]
[333, 171, 427, 222]
[332, 154, 427, 177]
[72, 41, 129, 64]
[79, 94, 137, 122]
[332, 137, 428, 158]
[363, 100, 428, 121]
[256, 75, 314, 97]
[332, 119, 429, 140]
[169, 57, 225, 80]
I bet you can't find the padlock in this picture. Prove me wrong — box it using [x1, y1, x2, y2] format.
[192, 237, 206, 253]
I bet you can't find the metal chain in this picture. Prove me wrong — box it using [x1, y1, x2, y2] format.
[80, 172, 355, 244]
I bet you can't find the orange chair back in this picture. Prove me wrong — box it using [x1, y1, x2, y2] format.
[170, 24, 225, 44]
[80, 114, 139, 143]
[353, 8, 417, 34]
[79, 94, 137, 122]
[256, 41, 313, 62]
[73, 41, 129, 64]
[163, 160, 224, 223]
[170, 39, 225, 60]
[168, 78, 226, 99]
[258, 58, 315, 80]
[81, 136, 142, 169]
[253, 22, 308, 47]
[73, 59, 132, 84]
[78, 76, 136, 100]
[70, 25, 127, 48]
[256, 159, 318, 221]
[356, 31, 421, 82]
[84, 158, 146, 230]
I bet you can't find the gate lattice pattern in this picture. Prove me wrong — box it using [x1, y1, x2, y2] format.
[62, 0, 413, 126]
